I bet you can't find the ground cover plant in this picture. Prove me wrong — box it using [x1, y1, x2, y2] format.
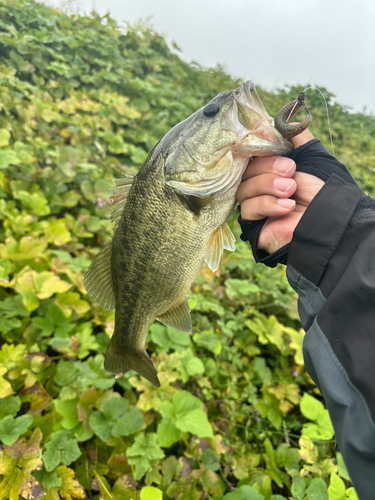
[0, 0, 374, 498]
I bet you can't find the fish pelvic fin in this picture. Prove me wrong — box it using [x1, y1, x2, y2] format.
[222, 222, 236, 251]
[204, 223, 236, 272]
[84, 243, 115, 310]
[104, 340, 161, 388]
[157, 298, 192, 332]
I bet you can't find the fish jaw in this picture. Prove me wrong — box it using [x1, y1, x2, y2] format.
[228, 81, 293, 158]
[235, 125, 293, 157]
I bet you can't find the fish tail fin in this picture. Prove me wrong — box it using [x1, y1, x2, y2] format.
[104, 340, 161, 387]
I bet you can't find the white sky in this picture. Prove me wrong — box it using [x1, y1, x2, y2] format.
[43, 0, 375, 114]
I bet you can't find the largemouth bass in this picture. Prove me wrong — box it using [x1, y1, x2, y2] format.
[84, 81, 305, 387]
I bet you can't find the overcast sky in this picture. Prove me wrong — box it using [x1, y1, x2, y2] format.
[43, 0, 375, 114]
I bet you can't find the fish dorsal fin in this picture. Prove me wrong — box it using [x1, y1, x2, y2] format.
[110, 175, 135, 229]
[84, 175, 134, 310]
[204, 223, 236, 272]
[157, 299, 192, 333]
[83, 244, 115, 310]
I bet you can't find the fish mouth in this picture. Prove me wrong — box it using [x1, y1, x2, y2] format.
[231, 81, 293, 157]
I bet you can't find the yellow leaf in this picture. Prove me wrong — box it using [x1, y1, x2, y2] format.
[44, 466, 85, 500]
[60, 128, 72, 138]
[36, 274, 72, 300]
[0, 129, 11, 147]
[0, 366, 14, 398]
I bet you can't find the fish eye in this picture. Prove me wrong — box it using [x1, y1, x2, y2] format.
[203, 102, 220, 118]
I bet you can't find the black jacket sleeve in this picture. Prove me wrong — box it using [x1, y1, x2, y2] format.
[287, 173, 375, 500]
[239, 140, 375, 499]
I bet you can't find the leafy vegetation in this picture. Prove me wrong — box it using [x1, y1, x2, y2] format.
[0, 0, 374, 498]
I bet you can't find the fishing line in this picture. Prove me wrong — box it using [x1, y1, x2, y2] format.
[285, 79, 335, 157]
[303, 82, 335, 157]
[286, 101, 299, 123]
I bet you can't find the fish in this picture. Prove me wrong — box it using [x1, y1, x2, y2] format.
[84, 81, 307, 387]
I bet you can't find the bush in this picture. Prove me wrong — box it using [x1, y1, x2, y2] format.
[0, 0, 373, 498]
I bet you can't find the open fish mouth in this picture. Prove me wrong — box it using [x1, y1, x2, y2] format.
[229, 81, 293, 157]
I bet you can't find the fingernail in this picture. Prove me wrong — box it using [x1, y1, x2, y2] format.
[274, 177, 295, 192]
[277, 199, 296, 208]
[274, 158, 295, 174]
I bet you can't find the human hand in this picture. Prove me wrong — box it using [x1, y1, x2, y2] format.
[237, 128, 325, 254]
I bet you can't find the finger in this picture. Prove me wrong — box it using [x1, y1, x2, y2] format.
[240, 195, 296, 221]
[289, 123, 315, 149]
[237, 173, 297, 205]
[242, 156, 296, 181]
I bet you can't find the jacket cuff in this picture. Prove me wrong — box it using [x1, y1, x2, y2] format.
[288, 174, 363, 286]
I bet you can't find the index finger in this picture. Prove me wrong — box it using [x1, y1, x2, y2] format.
[290, 125, 315, 148]
[242, 125, 315, 181]
[242, 156, 296, 181]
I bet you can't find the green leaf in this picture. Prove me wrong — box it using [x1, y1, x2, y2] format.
[55, 398, 79, 429]
[33, 469, 63, 490]
[0, 149, 20, 169]
[102, 396, 129, 419]
[0, 414, 33, 445]
[89, 396, 136, 440]
[127, 433, 165, 480]
[150, 323, 191, 353]
[306, 478, 328, 500]
[344, 488, 358, 500]
[225, 278, 260, 298]
[223, 485, 264, 500]
[202, 449, 220, 471]
[328, 472, 345, 500]
[175, 408, 213, 438]
[300, 393, 325, 420]
[276, 443, 300, 472]
[42, 430, 82, 471]
[89, 410, 113, 442]
[316, 409, 335, 439]
[157, 391, 212, 445]
[193, 331, 222, 355]
[0, 395, 21, 420]
[31, 316, 55, 337]
[336, 453, 350, 481]
[184, 355, 205, 377]
[140, 486, 163, 500]
[112, 406, 144, 437]
[157, 413, 180, 448]
[173, 390, 204, 419]
[291, 476, 306, 500]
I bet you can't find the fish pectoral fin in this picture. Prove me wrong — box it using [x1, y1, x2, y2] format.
[157, 299, 192, 332]
[83, 243, 115, 310]
[204, 223, 236, 272]
[104, 339, 160, 387]
[176, 193, 213, 214]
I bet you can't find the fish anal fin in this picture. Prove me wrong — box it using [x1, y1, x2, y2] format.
[110, 175, 135, 229]
[157, 299, 192, 332]
[83, 244, 115, 310]
[104, 340, 160, 387]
